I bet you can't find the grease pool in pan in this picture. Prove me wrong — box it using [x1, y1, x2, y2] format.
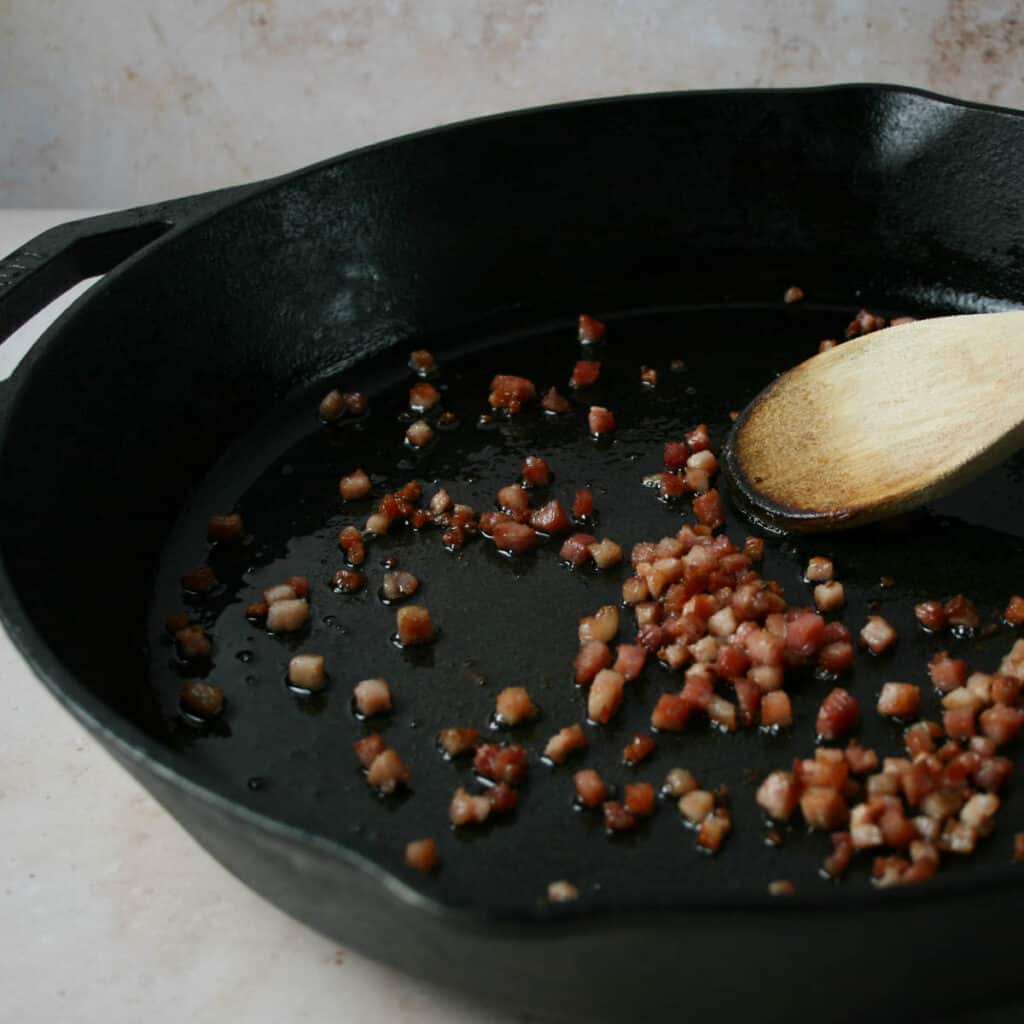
[147, 305, 1024, 912]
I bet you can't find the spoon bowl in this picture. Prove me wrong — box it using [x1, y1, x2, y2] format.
[724, 311, 1024, 532]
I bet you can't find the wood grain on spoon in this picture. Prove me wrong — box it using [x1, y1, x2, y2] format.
[724, 311, 1024, 532]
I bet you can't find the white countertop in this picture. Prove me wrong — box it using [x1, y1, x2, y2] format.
[0, 210, 520, 1024]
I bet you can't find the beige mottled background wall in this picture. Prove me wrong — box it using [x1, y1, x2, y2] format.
[3, 0, 1024, 208]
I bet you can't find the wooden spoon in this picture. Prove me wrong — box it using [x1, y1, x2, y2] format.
[723, 311, 1024, 532]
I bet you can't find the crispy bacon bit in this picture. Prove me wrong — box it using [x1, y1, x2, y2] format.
[366, 512, 390, 535]
[613, 644, 647, 682]
[877, 682, 921, 719]
[813, 581, 845, 612]
[657, 471, 686, 500]
[405, 419, 434, 448]
[497, 483, 530, 513]
[928, 651, 968, 692]
[333, 568, 365, 593]
[623, 733, 656, 766]
[353, 677, 391, 716]
[165, 612, 193, 635]
[438, 728, 480, 758]
[289, 654, 327, 690]
[679, 789, 715, 823]
[473, 743, 527, 785]
[450, 787, 492, 826]
[979, 704, 1024, 746]
[603, 801, 638, 832]
[367, 748, 410, 794]
[640, 366, 658, 387]
[574, 640, 612, 685]
[547, 879, 579, 902]
[625, 782, 656, 817]
[698, 810, 732, 853]
[558, 533, 597, 572]
[175, 625, 211, 661]
[846, 308, 886, 338]
[530, 500, 572, 535]
[541, 387, 571, 414]
[993, 675, 1022, 704]
[588, 406, 616, 435]
[574, 768, 607, 808]
[570, 360, 601, 390]
[521, 456, 552, 488]
[342, 392, 368, 415]
[572, 490, 595, 525]
[651, 693, 691, 731]
[381, 570, 419, 602]
[207, 513, 244, 543]
[817, 687, 859, 740]
[319, 389, 346, 421]
[1004, 596, 1024, 626]
[396, 605, 435, 645]
[804, 556, 834, 583]
[661, 768, 697, 799]
[783, 285, 805, 304]
[692, 489, 725, 530]
[405, 838, 438, 872]
[578, 313, 606, 343]
[267, 598, 310, 633]
[756, 770, 798, 821]
[355, 733, 387, 768]
[664, 441, 689, 471]
[683, 424, 709, 454]
[409, 349, 437, 376]
[495, 686, 538, 726]
[579, 606, 619, 644]
[338, 525, 366, 565]
[846, 740, 880, 774]
[915, 600, 947, 631]
[785, 610, 825, 656]
[180, 681, 223, 719]
[743, 536, 765, 563]
[589, 538, 623, 569]
[264, 582, 297, 605]
[487, 782, 519, 815]
[945, 594, 980, 631]
[429, 488, 452, 517]
[409, 381, 440, 412]
[182, 565, 218, 595]
[489, 374, 537, 413]
[544, 724, 587, 764]
[861, 615, 897, 654]
[492, 520, 538, 554]
[823, 831, 854, 878]
[760, 691, 792, 729]
[942, 705, 976, 742]
[588, 669, 625, 724]
[961, 793, 999, 831]
[801, 785, 849, 831]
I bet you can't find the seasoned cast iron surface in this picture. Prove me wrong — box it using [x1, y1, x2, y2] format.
[148, 304, 1024, 913]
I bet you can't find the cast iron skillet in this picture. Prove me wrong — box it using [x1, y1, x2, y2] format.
[2, 86, 1024, 1023]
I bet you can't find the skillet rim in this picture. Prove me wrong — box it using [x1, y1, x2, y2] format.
[3, 82, 1024, 930]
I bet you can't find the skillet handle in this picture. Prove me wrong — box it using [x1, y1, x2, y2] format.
[0, 183, 262, 345]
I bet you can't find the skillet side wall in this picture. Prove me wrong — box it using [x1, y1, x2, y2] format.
[1, 88, 1024, 1019]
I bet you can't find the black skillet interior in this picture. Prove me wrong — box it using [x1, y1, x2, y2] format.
[3, 85, 1024, 1001]
[148, 302, 1024, 914]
